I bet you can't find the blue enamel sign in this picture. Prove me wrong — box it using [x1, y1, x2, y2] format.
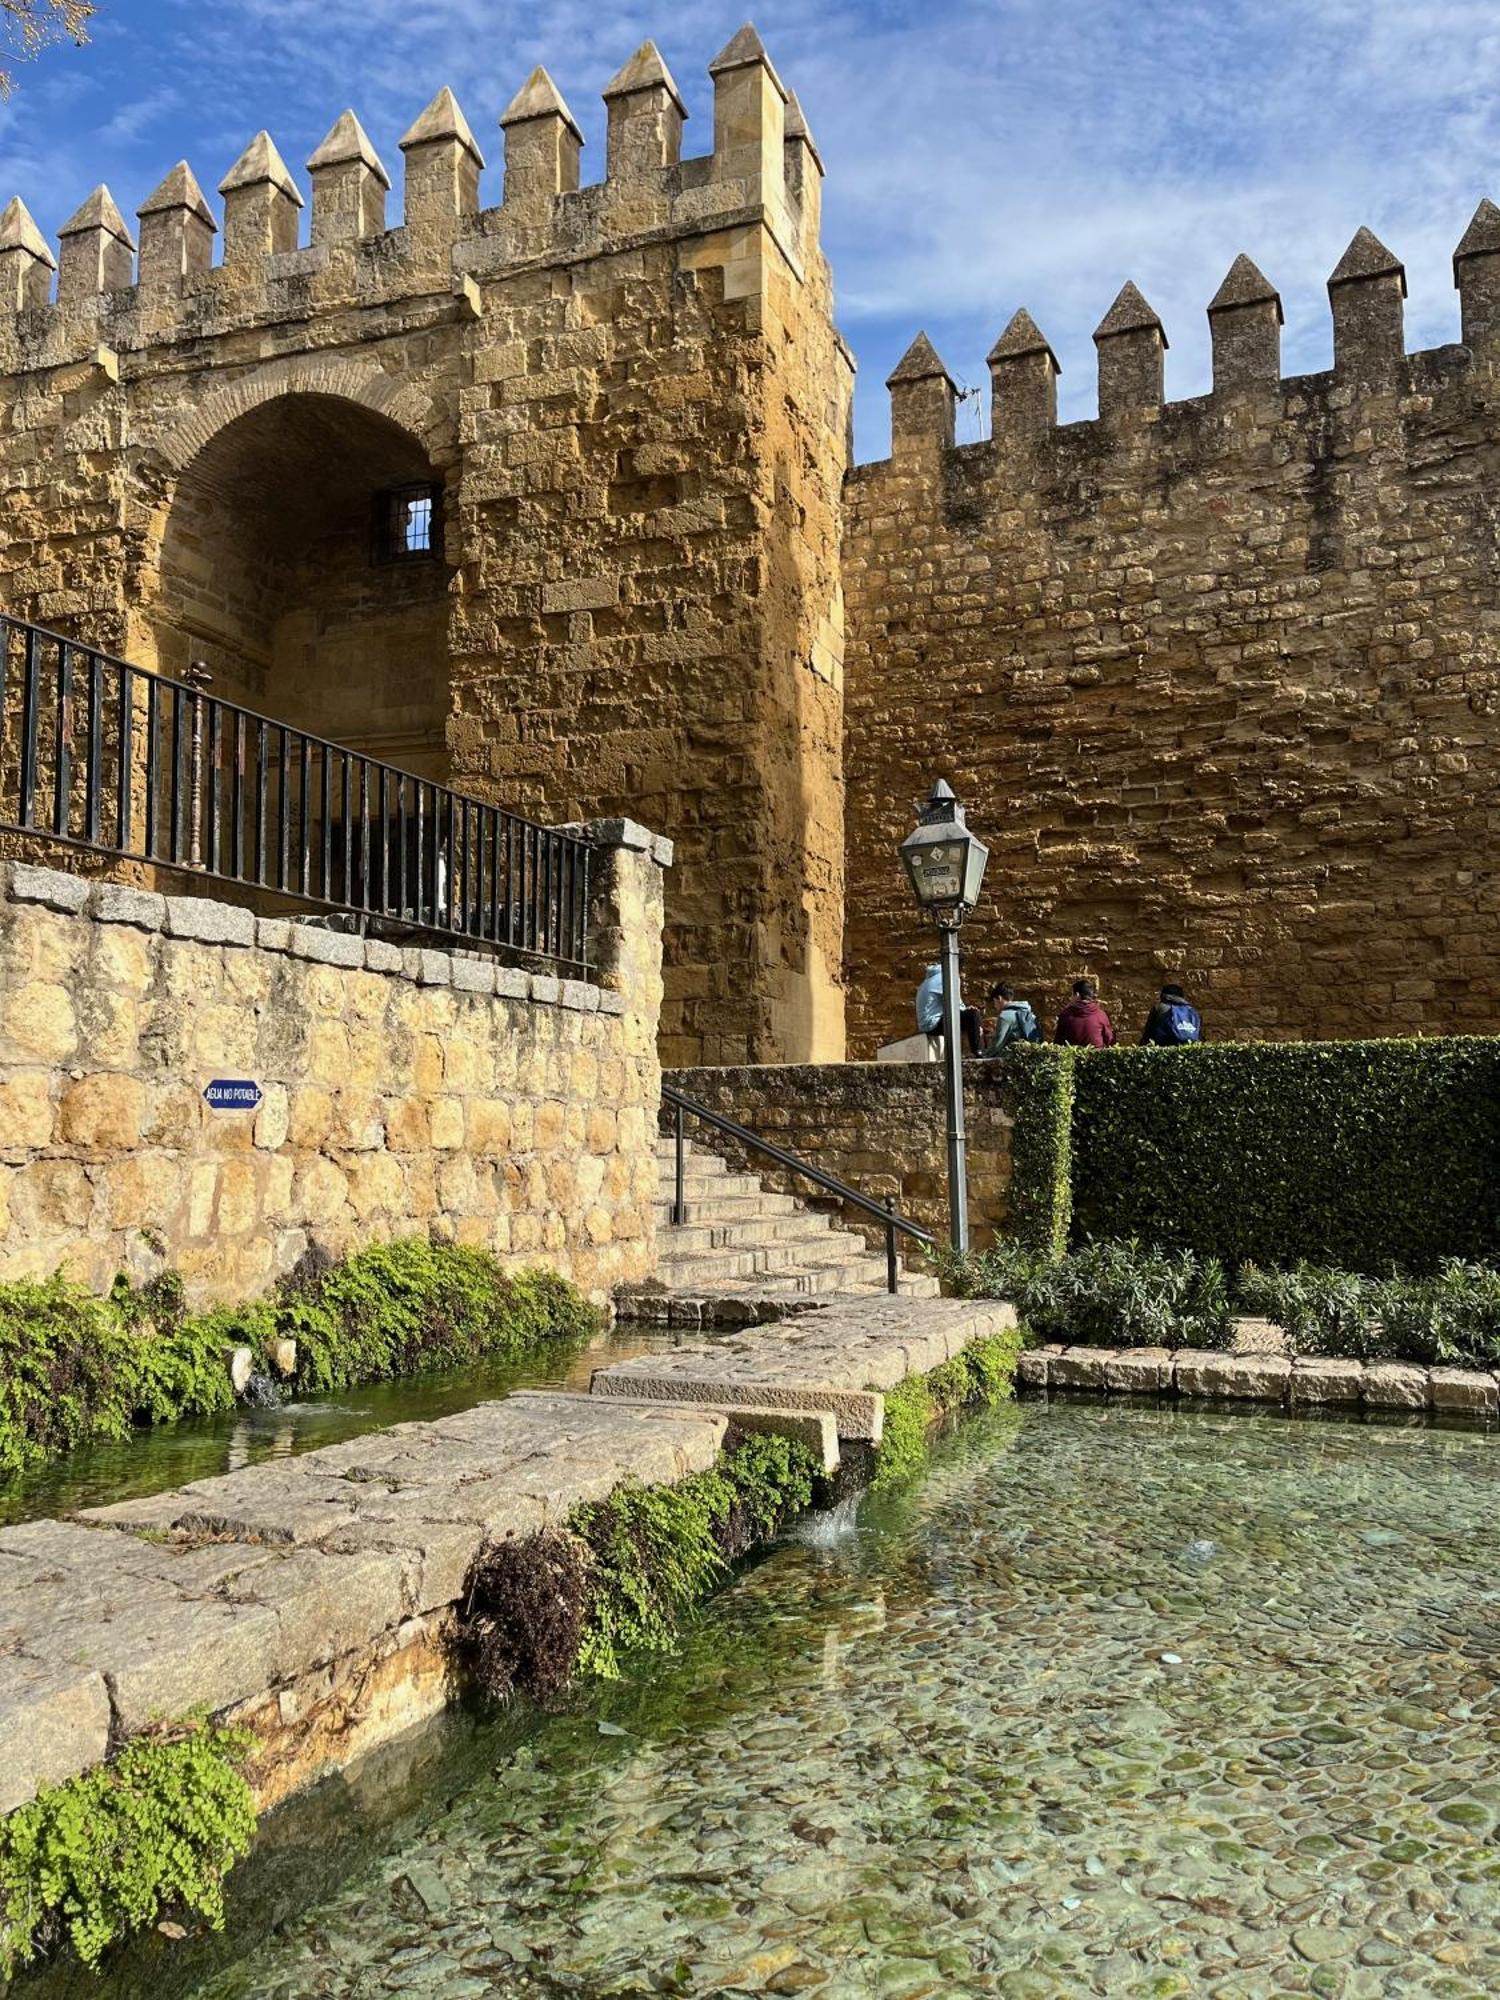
[204, 1079, 263, 1112]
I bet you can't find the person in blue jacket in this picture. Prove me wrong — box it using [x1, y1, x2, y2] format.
[1140, 983, 1203, 1046]
[915, 961, 983, 1055]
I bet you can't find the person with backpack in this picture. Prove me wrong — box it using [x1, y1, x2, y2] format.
[914, 961, 983, 1056]
[1140, 983, 1203, 1047]
[983, 982, 1043, 1054]
[1054, 979, 1117, 1049]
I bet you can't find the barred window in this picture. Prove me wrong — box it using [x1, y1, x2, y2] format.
[374, 482, 441, 563]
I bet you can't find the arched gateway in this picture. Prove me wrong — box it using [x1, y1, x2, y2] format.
[147, 391, 453, 778]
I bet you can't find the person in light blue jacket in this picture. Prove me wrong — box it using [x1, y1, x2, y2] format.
[915, 962, 982, 1055]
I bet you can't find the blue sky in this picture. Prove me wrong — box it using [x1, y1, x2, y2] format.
[4, 0, 1500, 456]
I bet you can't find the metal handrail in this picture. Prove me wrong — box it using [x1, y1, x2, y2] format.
[662, 1081, 936, 1295]
[0, 613, 592, 974]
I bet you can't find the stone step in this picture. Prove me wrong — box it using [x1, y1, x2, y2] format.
[654, 1239, 875, 1283]
[652, 1191, 802, 1222]
[660, 1170, 772, 1202]
[654, 1213, 865, 1254]
[653, 1259, 882, 1297]
[645, 1127, 940, 1314]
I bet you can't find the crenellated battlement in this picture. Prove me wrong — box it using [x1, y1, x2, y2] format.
[0, 24, 824, 374]
[873, 205, 1500, 475]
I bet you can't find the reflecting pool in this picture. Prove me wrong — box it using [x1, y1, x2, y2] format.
[155, 1404, 1500, 1995]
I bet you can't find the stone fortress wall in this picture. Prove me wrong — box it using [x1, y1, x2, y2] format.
[842, 217, 1500, 1052]
[0, 25, 1498, 1074]
[0, 27, 849, 1071]
[0, 821, 667, 1304]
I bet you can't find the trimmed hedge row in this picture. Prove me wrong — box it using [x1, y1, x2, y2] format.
[995, 1038, 1500, 1275]
[0, 1242, 599, 1475]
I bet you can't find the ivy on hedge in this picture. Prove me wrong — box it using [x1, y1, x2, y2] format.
[994, 1037, 1500, 1275]
[0, 1243, 599, 1476]
[996, 1046, 1075, 1258]
[1067, 1038, 1500, 1273]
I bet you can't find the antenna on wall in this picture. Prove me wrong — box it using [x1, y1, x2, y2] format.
[954, 379, 983, 444]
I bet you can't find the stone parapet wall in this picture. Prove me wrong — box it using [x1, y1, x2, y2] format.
[844, 273, 1500, 1054]
[665, 1060, 1015, 1250]
[0, 820, 667, 1303]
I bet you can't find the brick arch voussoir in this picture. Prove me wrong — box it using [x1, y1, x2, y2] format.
[148, 356, 455, 475]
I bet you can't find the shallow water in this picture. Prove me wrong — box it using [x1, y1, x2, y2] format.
[100, 1403, 1500, 1995]
[0, 1331, 661, 1528]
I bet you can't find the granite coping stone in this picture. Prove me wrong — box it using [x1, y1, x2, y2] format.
[1016, 1344, 1499, 1415]
[589, 1297, 1019, 1444]
[0, 1392, 728, 1803]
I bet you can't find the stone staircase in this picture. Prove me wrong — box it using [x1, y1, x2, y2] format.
[614, 1134, 941, 1324]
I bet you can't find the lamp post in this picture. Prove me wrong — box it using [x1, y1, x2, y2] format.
[900, 778, 989, 1252]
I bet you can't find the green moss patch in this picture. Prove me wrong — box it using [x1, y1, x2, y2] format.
[571, 1432, 819, 1680]
[870, 1327, 1024, 1493]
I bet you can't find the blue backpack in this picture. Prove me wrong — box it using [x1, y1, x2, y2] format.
[1162, 1001, 1201, 1045]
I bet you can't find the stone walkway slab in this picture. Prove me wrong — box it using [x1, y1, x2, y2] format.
[1020, 1345, 1500, 1415]
[0, 1393, 727, 1810]
[590, 1296, 1019, 1442]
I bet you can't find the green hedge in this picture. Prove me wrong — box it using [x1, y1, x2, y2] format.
[0, 1243, 599, 1476]
[1018, 1037, 1500, 1275]
[998, 1047, 1075, 1258]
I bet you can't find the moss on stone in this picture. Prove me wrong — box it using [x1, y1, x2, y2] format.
[871, 1324, 1024, 1493]
[0, 1243, 599, 1473]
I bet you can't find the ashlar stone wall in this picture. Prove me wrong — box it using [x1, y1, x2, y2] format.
[665, 1060, 1015, 1251]
[843, 224, 1500, 1052]
[0, 27, 849, 1071]
[0, 820, 667, 1303]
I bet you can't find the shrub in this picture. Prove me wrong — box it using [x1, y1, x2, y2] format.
[1239, 1259, 1500, 1369]
[0, 1722, 255, 1976]
[941, 1238, 1233, 1351]
[1068, 1038, 1500, 1274]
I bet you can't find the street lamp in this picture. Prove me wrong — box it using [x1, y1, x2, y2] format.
[900, 778, 989, 1252]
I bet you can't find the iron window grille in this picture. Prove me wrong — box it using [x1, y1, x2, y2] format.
[373, 482, 442, 564]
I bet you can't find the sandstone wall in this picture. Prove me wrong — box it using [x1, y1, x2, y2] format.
[665, 1060, 1015, 1250]
[0, 30, 848, 1070]
[842, 240, 1500, 1053]
[0, 820, 666, 1303]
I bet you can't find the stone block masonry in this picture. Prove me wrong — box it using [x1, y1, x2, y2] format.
[843, 218, 1500, 1054]
[0, 27, 849, 1072]
[666, 1060, 1016, 1250]
[0, 820, 667, 1303]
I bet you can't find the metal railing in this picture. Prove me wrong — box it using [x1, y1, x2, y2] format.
[0, 615, 591, 974]
[663, 1082, 936, 1294]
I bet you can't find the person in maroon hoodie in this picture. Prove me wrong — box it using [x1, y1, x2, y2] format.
[1054, 979, 1117, 1049]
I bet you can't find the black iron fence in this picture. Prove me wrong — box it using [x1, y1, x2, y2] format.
[0, 616, 592, 975]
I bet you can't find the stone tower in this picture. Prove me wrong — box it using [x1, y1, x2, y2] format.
[0, 28, 851, 1067]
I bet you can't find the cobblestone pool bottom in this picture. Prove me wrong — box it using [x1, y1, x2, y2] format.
[192, 1401, 1499, 1999]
